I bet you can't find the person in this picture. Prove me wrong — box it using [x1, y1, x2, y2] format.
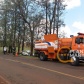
[3, 46, 7, 54]
[12, 46, 16, 55]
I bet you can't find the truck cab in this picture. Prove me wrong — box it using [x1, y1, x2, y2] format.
[71, 33, 84, 60]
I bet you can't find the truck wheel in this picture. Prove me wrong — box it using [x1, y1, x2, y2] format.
[57, 47, 71, 63]
[70, 57, 79, 66]
[39, 52, 47, 61]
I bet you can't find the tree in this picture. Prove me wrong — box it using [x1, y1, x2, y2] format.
[0, 0, 24, 53]
[37, 0, 50, 34]
[37, 0, 66, 37]
[55, 0, 66, 37]
[11, 0, 44, 55]
[0, 0, 67, 55]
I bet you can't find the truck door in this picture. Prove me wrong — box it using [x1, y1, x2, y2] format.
[74, 37, 84, 55]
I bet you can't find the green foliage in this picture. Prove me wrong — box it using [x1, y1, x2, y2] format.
[0, 0, 66, 55]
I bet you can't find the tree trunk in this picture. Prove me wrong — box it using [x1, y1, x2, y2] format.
[45, 1, 48, 35]
[30, 22, 34, 56]
[4, 11, 7, 46]
[13, 6, 17, 46]
[18, 19, 21, 54]
[22, 23, 25, 51]
[18, 33, 20, 54]
[49, 0, 57, 34]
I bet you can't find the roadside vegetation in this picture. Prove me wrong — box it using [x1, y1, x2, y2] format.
[0, 0, 66, 55]
[0, 47, 3, 54]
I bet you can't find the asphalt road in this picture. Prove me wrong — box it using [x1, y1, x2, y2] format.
[0, 54, 84, 84]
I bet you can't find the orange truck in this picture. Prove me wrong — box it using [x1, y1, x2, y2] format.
[34, 33, 84, 66]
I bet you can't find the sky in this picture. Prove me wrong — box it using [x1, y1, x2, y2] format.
[0, 0, 84, 37]
[61, 0, 84, 37]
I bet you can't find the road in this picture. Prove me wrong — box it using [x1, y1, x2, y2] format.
[0, 54, 84, 84]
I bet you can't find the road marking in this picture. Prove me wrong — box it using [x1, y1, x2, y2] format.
[2, 58, 84, 81]
[0, 75, 11, 84]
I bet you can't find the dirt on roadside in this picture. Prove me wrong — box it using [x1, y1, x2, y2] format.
[0, 76, 10, 84]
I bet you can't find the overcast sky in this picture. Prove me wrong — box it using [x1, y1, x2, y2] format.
[0, 0, 3, 1]
[61, 0, 84, 37]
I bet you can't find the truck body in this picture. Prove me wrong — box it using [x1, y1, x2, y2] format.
[34, 33, 84, 66]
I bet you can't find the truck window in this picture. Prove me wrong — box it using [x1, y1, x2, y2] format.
[75, 37, 84, 44]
